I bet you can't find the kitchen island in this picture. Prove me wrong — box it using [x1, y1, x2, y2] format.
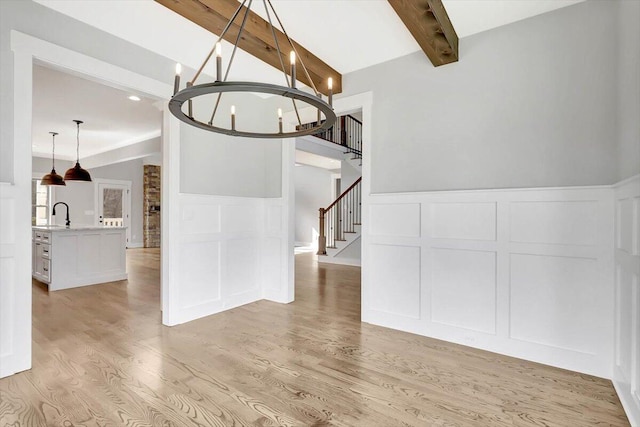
[32, 225, 127, 291]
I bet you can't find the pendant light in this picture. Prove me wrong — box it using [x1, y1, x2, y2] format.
[64, 120, 92, 182]
[40, 131, 66, 186]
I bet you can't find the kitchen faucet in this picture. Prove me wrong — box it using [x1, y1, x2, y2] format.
[52, 202, 70, 227]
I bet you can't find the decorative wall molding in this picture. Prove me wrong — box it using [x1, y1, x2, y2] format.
[612, 174, 640, 426]
[363, 185, 615, 378]
[168, 194, 288, 325]
[0, 184, 30, 378]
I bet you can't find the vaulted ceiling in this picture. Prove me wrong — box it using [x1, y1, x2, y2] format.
[31, 0, 585, 158]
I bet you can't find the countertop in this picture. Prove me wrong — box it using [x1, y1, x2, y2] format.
[33, 225, 127, 232]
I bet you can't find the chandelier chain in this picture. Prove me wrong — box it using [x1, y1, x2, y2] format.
[208, 0, 254, 125]
[191, 0, 248, 86]
[262, 0, 302, 126]
[266, 0, 320, 97]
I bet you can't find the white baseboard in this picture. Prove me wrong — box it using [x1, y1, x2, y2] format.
[318, 255, 361, 267]
[127, 242, 144, 249]
[613, 378, 640, 427]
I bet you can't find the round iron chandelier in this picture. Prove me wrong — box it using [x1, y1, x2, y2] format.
[169, 0, 336, 139]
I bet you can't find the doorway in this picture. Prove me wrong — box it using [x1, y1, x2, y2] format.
[1, 31, 177, 378]
[95, 180, 132, 246]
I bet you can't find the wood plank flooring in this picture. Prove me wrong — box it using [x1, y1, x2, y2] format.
[0, 249, 630, 426]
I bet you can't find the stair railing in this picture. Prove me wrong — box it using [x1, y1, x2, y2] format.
[298, 114, 363, 158]
[317, 177, 362, 255]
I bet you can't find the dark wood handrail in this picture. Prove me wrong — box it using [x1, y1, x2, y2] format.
[318, 176, 362, 255]
[296, 114, 362, 158]
[346, 114, 362, 125]
[324, 177, 362, 212]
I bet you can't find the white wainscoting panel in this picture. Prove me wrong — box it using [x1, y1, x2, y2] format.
[431, 202, 496, 241]
[510, 201, 598, 246]
[431, 248, 496, 334]
[0, 190, 15, 375]
[261, 198, 292, 304]
[370, 203, 420, 238]
[365, 185, 614, 378]
[369, 244, 421, 329]
[0, 256, 15, 365]
[224, 238, 260, 306]
[171, 194, 288, 324]
[0, 183, 31, 378]
[613, 175, 640, 427]
[510, 253, 600, 354]
[179, 240, 221, 309]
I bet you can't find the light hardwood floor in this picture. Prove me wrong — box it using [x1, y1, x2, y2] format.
[0, 249, 630, 426]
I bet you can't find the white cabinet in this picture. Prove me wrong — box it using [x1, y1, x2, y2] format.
[32, 231, 51, 283]
[32, 226, 127, 291]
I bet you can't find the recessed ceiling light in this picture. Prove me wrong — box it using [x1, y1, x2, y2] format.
[128, 95, 141, 101]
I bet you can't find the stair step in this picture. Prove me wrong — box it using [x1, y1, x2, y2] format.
[335, 239, 346, 242]
[354, 223, 362, 226]
[327, 246, 337, 249]
[344, 231, 356, 234]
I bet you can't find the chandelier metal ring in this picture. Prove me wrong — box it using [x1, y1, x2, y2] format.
[169, 81, 336, 138]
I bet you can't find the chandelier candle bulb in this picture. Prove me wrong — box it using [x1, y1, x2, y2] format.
[167, 0, 336, 138]
[215, 43, 222, 82]
[328, 77, 333, 106]
[231, 105, 236, 131]
[174, 63, 182, 95]
[290, 51, 296, 89]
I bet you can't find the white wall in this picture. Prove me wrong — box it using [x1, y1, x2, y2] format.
[180, 92, 282, 198]
[82, 137, 161, 169]
[364, 185, 614, 378]
[33, 156, 145, 247]
[165, 127, 293, 324]
[340, 157, 361, 192]
[613, 175, 640, 426]
[616, 0, 640, 182]
[0, 0, 176, 183]
[166, 76, 291, 325]
[341, 0, 619, 192]
[169, 194, 290, 324]
[1, 2, 293, 378]
[294, 165, 333, 246]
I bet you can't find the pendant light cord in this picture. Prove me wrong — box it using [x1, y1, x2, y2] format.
[76, 121, 80, 163]
[52, 133, 55, 169]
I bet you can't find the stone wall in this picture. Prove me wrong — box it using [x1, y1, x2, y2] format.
[143, 165, 161, 248]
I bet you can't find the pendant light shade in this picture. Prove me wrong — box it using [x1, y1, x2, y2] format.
[64, 120, 92, 182]
[41, 132, 66, 186]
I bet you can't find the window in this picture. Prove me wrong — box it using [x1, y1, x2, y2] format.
[31, 179, 51, 226]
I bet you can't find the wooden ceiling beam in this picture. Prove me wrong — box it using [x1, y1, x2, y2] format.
[388, 0, 459, 67]
[155, 0, 342, 95]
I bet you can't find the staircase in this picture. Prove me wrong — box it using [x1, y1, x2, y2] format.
[298, 114, 363, 265]
[297, 114, 363, 160]
[317, 177, 362, 263]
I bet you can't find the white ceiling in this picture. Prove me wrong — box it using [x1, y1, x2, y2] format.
[35, 0, 586, 79]
[32, 64, 162, 161]
[31, 0, 585, 159]
[295, 150, 341, 170]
